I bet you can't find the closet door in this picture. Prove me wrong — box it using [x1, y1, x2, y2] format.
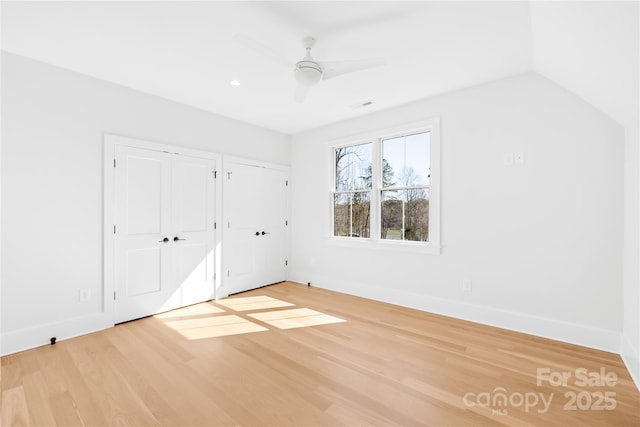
[114, 147, 217, 323]
[114, 146, 174, 323]
[224, 161, 288, 295]
[257, 167, 287, 285]
[171, 154, 216, 307]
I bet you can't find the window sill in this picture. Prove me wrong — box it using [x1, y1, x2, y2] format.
[325, 237, 442, 255]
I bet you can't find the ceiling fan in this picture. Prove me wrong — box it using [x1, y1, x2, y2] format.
[292, 36, 385, 102]
[234, 34, 386, 103]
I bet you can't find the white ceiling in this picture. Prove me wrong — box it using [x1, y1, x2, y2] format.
[1, 1, 637, 134]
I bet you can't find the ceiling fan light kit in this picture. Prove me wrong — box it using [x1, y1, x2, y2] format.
[294, 61, 322, 86]
[294, 36, 322, 87]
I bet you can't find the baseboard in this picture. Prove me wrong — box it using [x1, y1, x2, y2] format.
[288, 272, 621, 353]
[620, 334, 640, 392]
[2, 277, 626, 364]
[1, 312, 111, 356]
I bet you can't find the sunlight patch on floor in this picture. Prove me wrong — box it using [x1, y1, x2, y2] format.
[164, 315, 268, 339]
[248, 308, 346, 330]
[155, 303, 225, 320]
[158, 296, 346, 339]
[215, 295, 295, 311]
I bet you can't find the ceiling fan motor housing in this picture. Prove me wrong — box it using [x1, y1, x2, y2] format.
[295, 60, 322, 86]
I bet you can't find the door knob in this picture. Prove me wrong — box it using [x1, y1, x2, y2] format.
[261, 231, 270, 235]
[255, 231, 260, 236]
[173, 236, 186, 242]
[159, 237, 169, 243]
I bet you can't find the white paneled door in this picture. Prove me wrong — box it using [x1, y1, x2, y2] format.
[114, 146, 216, 323]
[171, 155, 216, 307]
[224, 162, 288, 295]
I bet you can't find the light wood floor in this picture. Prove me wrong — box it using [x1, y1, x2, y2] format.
[2, 281, 639, 426]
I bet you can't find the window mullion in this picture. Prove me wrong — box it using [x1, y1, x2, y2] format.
[349, 193, 353, 237]
[370, 139, 381, 241]
[401, 191, 407, 241]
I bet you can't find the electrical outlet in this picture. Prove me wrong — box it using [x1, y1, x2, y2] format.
[503, 153, 514, 166]
[462, 280, 472, 293]
[79, 288, 91, 302]
[515, 152, 525, 165]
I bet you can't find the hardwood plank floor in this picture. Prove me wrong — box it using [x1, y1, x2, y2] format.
[2, 281, 639, 426]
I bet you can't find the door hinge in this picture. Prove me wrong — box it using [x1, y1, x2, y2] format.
[114, 291, 116, 300]
[285, 220, 288, 226]
[213, 170, 217, 178]
[113, 225, 116, 234]
[285, 180, 289, 186]
[214, 222, 217, 230]
[285, 260, 288, 266]
[227, 270, 230, 277]
[227, 172, 232, 179]
[113, 159, 116, 168]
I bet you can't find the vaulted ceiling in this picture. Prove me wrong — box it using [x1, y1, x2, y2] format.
[2, 1, 637, 134]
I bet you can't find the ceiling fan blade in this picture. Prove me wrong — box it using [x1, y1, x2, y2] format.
[294, 84, 311, 103]
[319, 58, 386, 80]
[232, 34, 291, 69]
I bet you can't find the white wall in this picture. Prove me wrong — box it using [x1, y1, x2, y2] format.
[622, 116, 640, 388]
[0, 52, 290, 355]
[290, 72, 624, 352]
[620, 2, 640, 392]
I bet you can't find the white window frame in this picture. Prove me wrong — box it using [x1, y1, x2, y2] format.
[328, 118, 441, 255]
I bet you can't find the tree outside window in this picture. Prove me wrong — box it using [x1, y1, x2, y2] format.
[381, 132, 430, 242]
[333, 143, 372, 238]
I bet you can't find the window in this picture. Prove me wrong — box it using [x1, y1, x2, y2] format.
[333, 142, 372, 238]
[330, 119, 440, 253]
[381, 132, 430, 242]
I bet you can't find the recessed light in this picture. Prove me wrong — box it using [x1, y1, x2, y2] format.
[230, 79, 241, 87]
